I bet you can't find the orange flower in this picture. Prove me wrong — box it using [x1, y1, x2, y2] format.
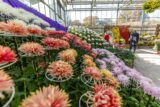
[84, 67, 102, 80]
[0, 45, 17, 63]
[58, 49, 77, 64]
[92, 84, 122, 107]
[8, 21, 28, 36]
[42, 37, 70, 50]
[47, 60, 73, 79]
[18, 42, 45, 56]
[20, 85, 71, 107]
[0, 70, 14, 91]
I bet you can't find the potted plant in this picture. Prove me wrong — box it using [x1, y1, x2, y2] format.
[157, 42, 160, 54]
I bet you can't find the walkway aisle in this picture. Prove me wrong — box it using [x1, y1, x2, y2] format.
[134, 49, 160, 87]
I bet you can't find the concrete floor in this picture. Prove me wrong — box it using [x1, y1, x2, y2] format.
[134, 49, 160, 87]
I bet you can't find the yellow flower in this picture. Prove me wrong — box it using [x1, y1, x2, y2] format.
[58, 49, 77, 64]
[83, 59, 97, 67]
[101, 69, 120, 89]
[101, 69, 113, 78]
[83, 54, 93, 60]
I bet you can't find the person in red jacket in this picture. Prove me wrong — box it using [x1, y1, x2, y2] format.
[103, 33, 110, 43]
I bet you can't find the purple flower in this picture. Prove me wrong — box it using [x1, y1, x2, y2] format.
[96, 59, 106, 69]
[102, 58, 110, 63]
[112, 66, 123, 75]
[150, 87, 160, 99]
[117, 74, 129, 85]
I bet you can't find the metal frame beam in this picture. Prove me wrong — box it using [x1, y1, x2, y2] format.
[67, 0, 145, 5]
[67, 7, 142, 11]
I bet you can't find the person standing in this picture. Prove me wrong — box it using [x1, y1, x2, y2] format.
[129, 31, 139, 53]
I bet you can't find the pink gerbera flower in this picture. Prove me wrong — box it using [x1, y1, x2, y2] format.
[84, 67, 102, 80]
[0, 70, 14, 91]
[47, 60, 73, 79]
[0, 45, 17, 63]
[18, 42, 45, 56]
[20, 85, 71, 107]
[42, 37, 70, 50]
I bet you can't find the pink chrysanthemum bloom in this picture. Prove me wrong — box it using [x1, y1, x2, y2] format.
[84, 67, 102, 80]
[0, 22, 9, 32]
[20, 85, 71, 107]
[0, 45, 17, 63]
[27, 24, 42, 35]
[47, 60, 73, 79]
[81, 40, 92, 51]
[62, 33, 74, 42]
[0, 70, 14, 91]
[8, 20, 28, 36]
[47, 30, 66, 38]
[18, 42, 45, 56]
[42, 37, 70, 50]
[92, 84, 122, 107]
[58, 49, 77, 64]
[73, 37, 92, 51]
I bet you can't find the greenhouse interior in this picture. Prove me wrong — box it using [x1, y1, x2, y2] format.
[0, 0, 160, 107]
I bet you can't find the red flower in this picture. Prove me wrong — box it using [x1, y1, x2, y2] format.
[38, 62, 46, 69]
[90, 51, 97, 58]
[0, 45, 17, 63]
[92, 84, 122, 107]
[42, 37, 70, 50]
[27, 25, 41, 35]
[47, 30, 66, 38]
[73, 37, 82, 46]
[41, 30, 48, 36]
[62, 33, 74, 42]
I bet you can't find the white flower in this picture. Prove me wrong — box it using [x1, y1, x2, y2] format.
[0, 2, 13, 15]
[46, 27, 56, 30]
[28, 24, 42, 30]
[8, 19, 27, 27]
[33, 18, 50, 26]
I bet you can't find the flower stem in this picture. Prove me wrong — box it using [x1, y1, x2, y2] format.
[146, 95, 152, 107]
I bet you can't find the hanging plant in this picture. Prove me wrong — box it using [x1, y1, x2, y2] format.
[142, 0, 160, 13]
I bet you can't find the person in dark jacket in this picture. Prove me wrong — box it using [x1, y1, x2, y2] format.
[129, 31, 139, 53]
